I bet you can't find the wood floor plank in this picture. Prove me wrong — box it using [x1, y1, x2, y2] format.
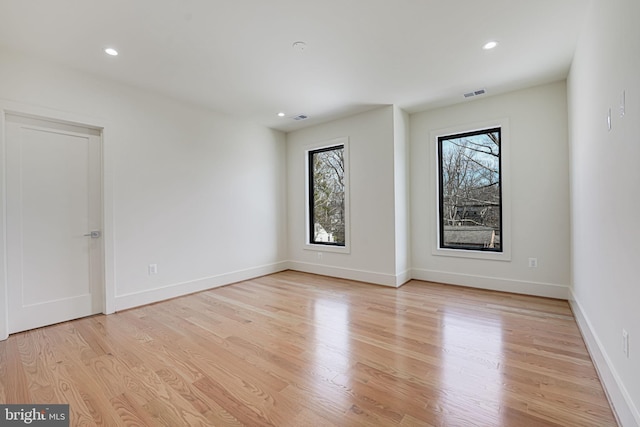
[3, 336, 30, 403]
[0, 271, 618, 426]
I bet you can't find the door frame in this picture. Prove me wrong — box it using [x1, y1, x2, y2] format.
[0, 100, 115, 340]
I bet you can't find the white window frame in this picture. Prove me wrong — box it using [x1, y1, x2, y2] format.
[304, 137, 350, 254]
[431, 119, 511, 261]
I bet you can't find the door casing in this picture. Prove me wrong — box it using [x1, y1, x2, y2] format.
[0, 100, 115, 340]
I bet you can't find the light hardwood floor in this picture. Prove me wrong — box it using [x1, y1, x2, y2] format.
[0, 271, 617, 426]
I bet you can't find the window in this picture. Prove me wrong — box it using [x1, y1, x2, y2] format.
[437, 127, 502, 252]
[308, 144, 346, 246]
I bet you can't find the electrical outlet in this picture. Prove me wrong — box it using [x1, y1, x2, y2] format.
[623, 329, 630, 358]
[317, 252, 323, 261]
[148, 263, 158, 275]
[528, 258, 538, 268]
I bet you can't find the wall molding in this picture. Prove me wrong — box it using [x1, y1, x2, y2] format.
[570, 291, 640, 427]
[115, 264, 571, 312]
[395, 269, 412, 287]
[114, 261, 289, 311]
[288, 261, 402, 288]
[4, 260, 572, 340]
[115, 262, 410, 312]
[411, 268, 569, 299]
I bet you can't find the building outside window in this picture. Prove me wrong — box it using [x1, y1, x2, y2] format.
[437, 127, 502, 252]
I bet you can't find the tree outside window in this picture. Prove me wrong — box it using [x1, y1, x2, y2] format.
[308, 145, 345, 246]
[438, 128, 502, 252]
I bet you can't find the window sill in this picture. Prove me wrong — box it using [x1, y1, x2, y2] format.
[432, 247, 511, 262]
[304, 243, 350, 254]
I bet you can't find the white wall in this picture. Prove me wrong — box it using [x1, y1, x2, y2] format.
[286, 106, 404, 286]
[393, 106, 411, 285]
[568, 0, 640, 424]
[0, 48, 287, 338]
[410, 81, 571, 298]
[1, 10, 636, 421]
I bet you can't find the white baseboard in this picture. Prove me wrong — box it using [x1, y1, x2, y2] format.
[395, 269, 412, 287]
[287, 261, 403, 287]
[411, 268, 569, 299]
[570, 292, 640, 427]
[114, 261, 289, 311]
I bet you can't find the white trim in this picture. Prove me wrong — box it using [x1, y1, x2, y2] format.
[115, 261, 289, 311]
[430, 119, 512, 262]
[288, 261, 402, 288]
[0, 101, 108, 130]
[570, 291, 640, 427]
[395, 269, 412, 287]
[0, 111, 7, 340]
[0, 100, 114, 340]
[411, 268, 568, 299]
[432, 247, 512, 262]
[304, 137, 351, 254]
[304, 243, 350, 254]
[102, 126, 116, 314]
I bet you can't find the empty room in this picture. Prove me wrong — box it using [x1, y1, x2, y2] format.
[0, 0, 638, 426]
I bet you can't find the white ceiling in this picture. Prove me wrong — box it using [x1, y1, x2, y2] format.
[0, 0, 590, 132]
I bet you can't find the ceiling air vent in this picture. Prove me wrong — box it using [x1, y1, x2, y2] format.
[464, 89, 486, 98]
[292, 114, 308, 121]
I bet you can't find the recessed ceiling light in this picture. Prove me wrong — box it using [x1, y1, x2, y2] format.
[277, 112, 285, 117]
[482, 41, 498, 50]
[104, 48, 118, 56]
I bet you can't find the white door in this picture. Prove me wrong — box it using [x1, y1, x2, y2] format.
[5, 114, 103, 333]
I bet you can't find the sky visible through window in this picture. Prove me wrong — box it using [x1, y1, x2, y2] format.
[438, 128, 501, 251]
[309, 145, 345, 246]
